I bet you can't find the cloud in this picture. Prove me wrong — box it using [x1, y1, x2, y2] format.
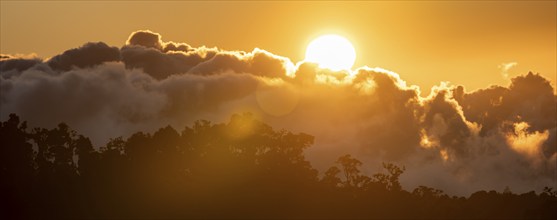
[454, 72, 557, 158]
[1, 30, 555, 196]
[499, 62, 517, 79]
[1, 61, 264, 146]
[47, 42, 121, 71]
[120, 45, 215, 79]
[120, 30, 295, 80]
[0, 55, 43, 78]
[187, 48, 295, 79]
[507, 122, 549, 159]
[126, 30, 164, 51]
[121, 30, 219, 79]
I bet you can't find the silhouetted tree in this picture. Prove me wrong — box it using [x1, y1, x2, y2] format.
[413, 185, 445, 198]
[1, 113, 556, 219]
[0, 114, 34, 218]
[372, 162, 405, 192]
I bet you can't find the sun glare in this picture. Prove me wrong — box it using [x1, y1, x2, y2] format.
[305, 34, 356, 71]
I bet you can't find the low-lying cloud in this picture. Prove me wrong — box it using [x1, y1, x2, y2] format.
[1, 30, 555, 196]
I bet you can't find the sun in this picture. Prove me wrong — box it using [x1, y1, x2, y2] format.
[305, 34, 356, 71]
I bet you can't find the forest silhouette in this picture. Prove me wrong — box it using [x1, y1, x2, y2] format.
[1, 113, 556, 219]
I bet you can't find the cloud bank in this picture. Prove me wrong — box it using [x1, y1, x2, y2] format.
[1, 30, 555, 195]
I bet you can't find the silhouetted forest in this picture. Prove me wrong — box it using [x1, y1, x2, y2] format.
[1, 113, 556, 219]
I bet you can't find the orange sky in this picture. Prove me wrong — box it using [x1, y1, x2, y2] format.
[1, 1, 555, 93]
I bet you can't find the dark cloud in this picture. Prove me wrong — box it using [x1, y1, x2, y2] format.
[122, 30, 293, 80]
[126, 30, 164, 51]
[1, 30, 555, 196]
[0, 62, 262, 146]
[350, 68, 422, 160]
[156, 72, 260, 117]
[422, 88, 472, 158]
[452, 84, 508, 136]
[506, 73, 556, 132]
[0, 56, 43, 78]
[163, 41, 193, 53]
[291, 62, 319, 84]
[455, 72, 557, 158]
[47, 42, 120, 71]
[188, 48, 293, 78]
[120, 45, 215, 79]
[121, 30, 218, 79]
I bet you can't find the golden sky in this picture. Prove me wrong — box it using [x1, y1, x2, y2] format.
[1, 1, 556, 92]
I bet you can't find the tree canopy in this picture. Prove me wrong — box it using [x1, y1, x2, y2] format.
[1, 113, 556, 219]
